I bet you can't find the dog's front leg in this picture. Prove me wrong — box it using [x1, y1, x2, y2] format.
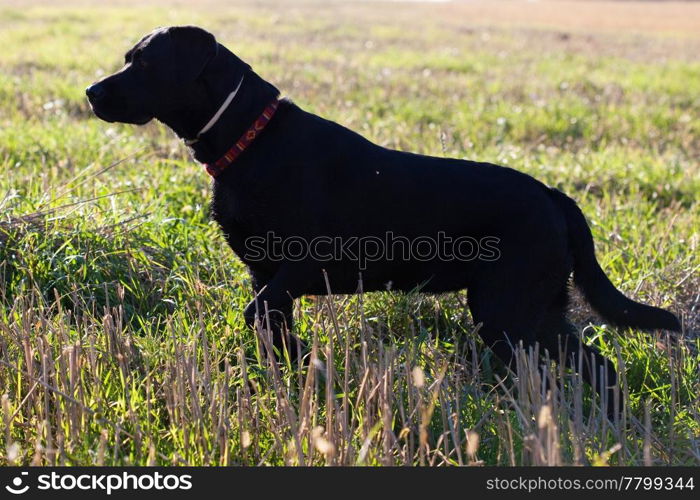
[243, 266, 308, 363]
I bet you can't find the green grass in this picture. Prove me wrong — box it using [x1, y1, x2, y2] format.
[0, 1, 698, 466]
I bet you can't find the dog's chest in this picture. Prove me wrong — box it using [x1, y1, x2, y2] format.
[209, 178, 278, 239]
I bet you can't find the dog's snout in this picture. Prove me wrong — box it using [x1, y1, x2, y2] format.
[86, 83, 105, 101]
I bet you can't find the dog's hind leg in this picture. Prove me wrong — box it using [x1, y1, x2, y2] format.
[536, 294, 620, 420]
[467, 278, 550, 380]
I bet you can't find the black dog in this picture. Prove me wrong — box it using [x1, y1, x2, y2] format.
[87, 26, 680, 415]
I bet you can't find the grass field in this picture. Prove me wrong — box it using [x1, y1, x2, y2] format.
[0, 0, 698, 466]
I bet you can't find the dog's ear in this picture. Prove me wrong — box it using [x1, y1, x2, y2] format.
[167, 26, 218, 83]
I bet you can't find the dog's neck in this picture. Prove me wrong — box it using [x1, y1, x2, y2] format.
[185, 75, 245, 144]
[187, 76, 279, 165]
[157, 49, 281, 166]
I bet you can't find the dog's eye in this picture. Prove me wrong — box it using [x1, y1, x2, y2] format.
[130, 50, 148, 69]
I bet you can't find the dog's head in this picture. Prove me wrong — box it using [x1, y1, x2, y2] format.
[87, 26, 233, 126]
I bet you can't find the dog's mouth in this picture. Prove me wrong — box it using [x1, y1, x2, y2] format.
[88, 99, 153, 125]
[88, 102, 115, 123]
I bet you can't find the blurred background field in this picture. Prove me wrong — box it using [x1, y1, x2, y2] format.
[0, 0, 698, 465]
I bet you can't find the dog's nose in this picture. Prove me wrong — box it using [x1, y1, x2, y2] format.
[86, 84, 105, 101]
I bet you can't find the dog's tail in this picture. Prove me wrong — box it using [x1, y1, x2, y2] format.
[550, 188, 681, 331]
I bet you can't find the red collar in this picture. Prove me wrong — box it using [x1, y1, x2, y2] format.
[204, 99, 280, 178]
